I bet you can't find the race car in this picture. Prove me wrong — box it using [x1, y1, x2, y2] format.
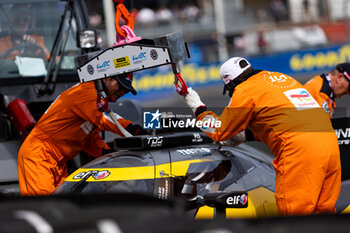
[54, 131, 279, 218]
[54, 128, 350, 218]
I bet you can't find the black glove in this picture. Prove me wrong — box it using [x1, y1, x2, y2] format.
[125, 123, 148, 136]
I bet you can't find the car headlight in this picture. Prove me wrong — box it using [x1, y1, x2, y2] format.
[78, 30, 97, 49]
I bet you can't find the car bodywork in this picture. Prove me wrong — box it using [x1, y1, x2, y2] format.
[55, 129, 350, 218]
[55, 132, 278, 218]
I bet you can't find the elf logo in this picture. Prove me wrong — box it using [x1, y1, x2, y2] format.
[226, 194, 248, 207]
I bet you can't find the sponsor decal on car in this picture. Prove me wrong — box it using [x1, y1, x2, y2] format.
[66, 159, 213, 182]
[192, 133, 203, 143]
[147, 136, 163, 147]
[226, 194, 248, 206]
[204, 192, 249, 209]
[73, 170, 110, 180]
[176, 148, 211, 156]
[155, 177, 172, 200]
[93, 170, 111, 180]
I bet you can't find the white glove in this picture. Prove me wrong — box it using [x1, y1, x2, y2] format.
[184, 87, 206, 114]
[222, 130, 247, 147]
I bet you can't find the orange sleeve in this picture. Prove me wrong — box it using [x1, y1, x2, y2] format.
[304, 76, 333, 118]
[197, 87, 255, 142]
[71, 85, 133, 137]
[81, 129, 110, 158]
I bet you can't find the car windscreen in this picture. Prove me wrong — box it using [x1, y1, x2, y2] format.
[0, 1, 81, 81]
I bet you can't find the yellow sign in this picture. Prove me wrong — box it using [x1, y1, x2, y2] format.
[290, 45, 350, 71]
[113, 56, 130, 68]
[134, 64, 221, 92]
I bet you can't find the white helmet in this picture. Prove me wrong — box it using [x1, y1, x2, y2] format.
[220, 57, 251, 85]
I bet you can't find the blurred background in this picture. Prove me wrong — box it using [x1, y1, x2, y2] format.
[85, 0, 350, 116]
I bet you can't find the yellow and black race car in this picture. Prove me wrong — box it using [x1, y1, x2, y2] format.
[54, 130, 350, 218]
[54, 132, 277, 218]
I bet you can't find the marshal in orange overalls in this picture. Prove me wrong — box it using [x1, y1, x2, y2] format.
[197, 70, 341, 215]
[18, 82, 133, 195]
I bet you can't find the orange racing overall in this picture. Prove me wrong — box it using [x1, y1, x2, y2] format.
[197, 70, 341, 215]
[304, 74, 335, 118]
[18, 82, 132, 195]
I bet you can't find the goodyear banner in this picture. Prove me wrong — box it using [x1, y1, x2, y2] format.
[251, 43, 350, 74]
[130, 44, 350, 102]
